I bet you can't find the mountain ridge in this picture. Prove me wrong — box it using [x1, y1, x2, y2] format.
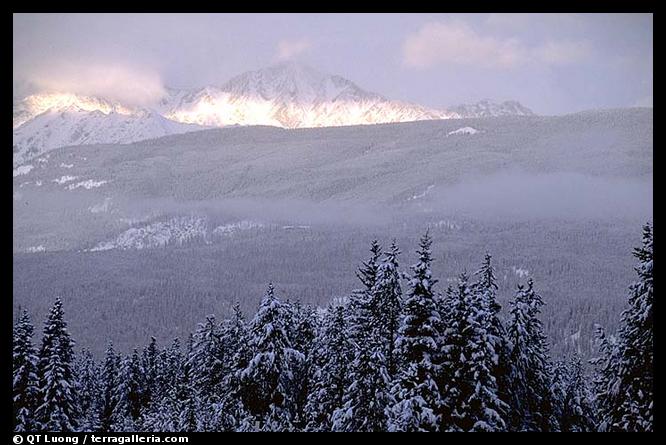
[13, 62, 535, 166]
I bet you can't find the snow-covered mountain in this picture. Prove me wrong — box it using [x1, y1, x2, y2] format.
[13, 104, 202, 167]
[12, 92, 137, 130]
[449, 99, 534, 118]
[13, 62, 535, 166]
[159, 62, 455, 128]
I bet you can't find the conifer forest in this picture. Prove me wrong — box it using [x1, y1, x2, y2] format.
[13, 225, 653, 432]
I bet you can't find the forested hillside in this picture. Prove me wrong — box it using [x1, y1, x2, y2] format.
[13, 225, 653, 432]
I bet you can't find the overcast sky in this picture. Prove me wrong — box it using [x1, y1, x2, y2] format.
[13, 13, 653, 114]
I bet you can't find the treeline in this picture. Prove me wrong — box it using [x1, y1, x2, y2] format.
[13, 225, 653, 432]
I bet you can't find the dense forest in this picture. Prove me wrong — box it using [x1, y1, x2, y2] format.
[12, 224, 653, 432]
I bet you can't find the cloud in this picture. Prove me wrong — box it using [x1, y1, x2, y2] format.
[402, 20, 589, 69]
[533, 40, 591, 65]
[428, 171, 653, 221]
[25, 62, 166, 106]
[402, 21, 523, 69]
[275, 38, 312, 61]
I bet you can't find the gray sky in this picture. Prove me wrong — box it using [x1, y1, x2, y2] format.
[13, 13, 653, 114]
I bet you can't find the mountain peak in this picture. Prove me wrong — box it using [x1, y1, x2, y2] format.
[220, 62, 376, 104]
[449, 99, 534, 118]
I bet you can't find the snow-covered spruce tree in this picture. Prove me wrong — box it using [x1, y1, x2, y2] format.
[594, 223, 653, 432]
[305, 304, 354, 431]
[74, 349, 102, 431]
[241, 284, 305, 430]
[208, 303, 255, 432]
[331, 329, 392, 432]
[472, 253, 511, 407]
[552, 354, 596, 432]
[590, 324, 619, 432]
[357, 240, 383, 294]
[292, 305, 321, 429]
[163, 338, 184, 394]
[13, 309, 39, 432]
[506, 279, 558, 432]
[348, 240, 383, 343]
[189, 315, 225, 404]
[470, 253, 511, 429]
[99, 342, 119, 432]
[370, 240, 403, 378]
[287, 301, 319, 428]
[178, 335, 200, 432]
[114, 348, 146, 431]
[387, 232, 442, 432]
[141, 338, 184, 432]
[141, 337, 161, 412]
[290, 301, 318, 356]
[35, 298, 78, 432]
[438, 273, 508, 431]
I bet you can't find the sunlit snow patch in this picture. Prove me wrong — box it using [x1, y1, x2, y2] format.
[90, 216, 208, 251]
[213, 220, 265, 236]
[53, 175, 78, 184]
[282, 225, 311, 230]
[67, 179, 108, 190]
[447, 126, 479, 136]
[13, 165, 34, 177]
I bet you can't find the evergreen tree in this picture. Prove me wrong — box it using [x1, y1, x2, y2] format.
[371, 240, 403, 377]
[163, 338, 184, 392]
[439, 274, 508, 431]
[594, 223, 653, 432]
[388, 232, 442, 432]
[305, 304, 353, 431]
[115, 348, 146, 430]
[356, 240, 383, 293]
[289, 302, 318, 429]
[331, 333, 392, 432]
[473, 254, 512, 410]
[348, 240, 383, 343]
[506, 279, 558, 431]
[241, 284, 305, 429]
[189, 316, 225, 403]
[75, 349, 102, 431]
[209, 304, 254, 432]
[35, 298, 78, 432]
[472, 254, 508, 356]
[99, 342, 119, 433]
[178, 335, 200, 432]
[553, 354, 596, 432]
[13, 310, 39, 432]
[141, 337, 160, 411]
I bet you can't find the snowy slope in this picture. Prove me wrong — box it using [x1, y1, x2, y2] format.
[13, 92, 135, 129]
[13, 105, 203, 167]
[12, 109, 652, 253]
[90, 216, 209, 251]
